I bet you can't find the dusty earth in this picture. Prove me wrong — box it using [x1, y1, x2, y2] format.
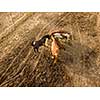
[0, 12, 100, 87]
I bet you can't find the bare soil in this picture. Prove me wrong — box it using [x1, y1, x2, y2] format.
[0, 12, 100, 87]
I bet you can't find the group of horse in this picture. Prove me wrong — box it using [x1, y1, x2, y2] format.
[32, 30, 72, 64]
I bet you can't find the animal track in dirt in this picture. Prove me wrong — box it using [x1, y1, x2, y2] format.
[0, 12, 100, 86]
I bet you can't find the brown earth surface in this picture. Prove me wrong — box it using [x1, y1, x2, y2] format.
[0, 12, 100, 87]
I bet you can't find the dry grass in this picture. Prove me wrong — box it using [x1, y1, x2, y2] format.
[0, 12, 100, 87]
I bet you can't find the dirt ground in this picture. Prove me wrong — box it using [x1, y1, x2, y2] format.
[0, 12, 100, 87]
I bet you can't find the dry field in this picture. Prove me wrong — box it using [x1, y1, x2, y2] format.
[0, 12, 100, 87]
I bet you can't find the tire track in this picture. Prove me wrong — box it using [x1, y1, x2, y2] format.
[0, 13, 63, 86]
[24, 13, 70, 83]
[0, 41, 28, 76]
[0, 13, 46, 73]
[0, 13, 71, 86]
[0, 47, 33, 86]
[0, 13, 40, 60]
[0, 13, 32, 44]
[0, 13, 47, 84]
[0, 40, 30, 84]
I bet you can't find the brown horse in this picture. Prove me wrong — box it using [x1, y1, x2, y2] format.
[51, 36, 59, 64]
[51, 35, 65, 64]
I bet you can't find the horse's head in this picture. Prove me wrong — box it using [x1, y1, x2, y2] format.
[31, 40, 36, 46]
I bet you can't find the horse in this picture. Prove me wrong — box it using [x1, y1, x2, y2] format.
[51, 36, 60, 64]
[50, 30, 72, 41]
[32, 34, 51, 52]
[50, 30, 73, 46]
[51, 35, 66, 64]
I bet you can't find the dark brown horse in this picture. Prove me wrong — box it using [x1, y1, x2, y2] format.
[32, 34, 51, 52]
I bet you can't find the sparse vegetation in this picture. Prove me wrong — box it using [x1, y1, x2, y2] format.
[0, 12, 100, 86]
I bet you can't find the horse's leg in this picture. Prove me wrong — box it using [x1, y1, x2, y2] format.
[34, 48, 38, 53]
[44, 39, 50, 48]
[53, 55, 58, 64]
